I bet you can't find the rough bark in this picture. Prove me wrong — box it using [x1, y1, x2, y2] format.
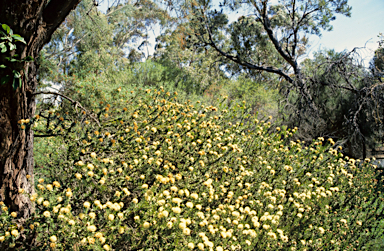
[0, 0, 81, 219]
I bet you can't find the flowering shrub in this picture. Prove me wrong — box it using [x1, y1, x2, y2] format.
[1, 86, 384, 250]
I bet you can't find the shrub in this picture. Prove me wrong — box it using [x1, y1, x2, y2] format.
[1, 86, 384, 250]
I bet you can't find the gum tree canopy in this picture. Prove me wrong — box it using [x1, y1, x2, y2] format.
[0, 0, 81, 218]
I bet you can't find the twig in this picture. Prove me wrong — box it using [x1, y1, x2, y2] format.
[32, 91, 101, 126]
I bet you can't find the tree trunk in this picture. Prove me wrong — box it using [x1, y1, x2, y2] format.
[0, 58, 38, 219]
[0, 0, 81, 219]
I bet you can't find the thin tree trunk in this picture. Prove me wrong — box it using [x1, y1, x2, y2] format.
[0, 0, 81, 219]
[363, 138, 367, 160]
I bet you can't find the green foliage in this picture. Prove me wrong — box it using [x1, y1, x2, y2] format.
[0, 85, 384, 250]
[39, 0, 168, 83]
[0, 23, 33, 90]
[370, 33, 384, 79]
[286, 49, 384, 158]
[204, 74, 279, 118]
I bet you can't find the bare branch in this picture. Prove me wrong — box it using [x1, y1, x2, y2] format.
[32, 91, 101, 127]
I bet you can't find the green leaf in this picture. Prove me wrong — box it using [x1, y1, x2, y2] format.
[0, 75, 10, 85]
[12, 34, 26, 44]
[13, 70, 21, 78]
[0, 42, 6, 53]
[0, 64, 6, 68]
[12, 77, 21, 90]
[8, 58, 18, 62]
[0, 30, 6, 38]
[1, 24, 10, 35]
[8, 42, 16, 51]
[22, 56, 34, 62]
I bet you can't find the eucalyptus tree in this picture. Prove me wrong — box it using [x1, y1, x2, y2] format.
[154, 16, 230, 94]
[40, 0, 169, 81]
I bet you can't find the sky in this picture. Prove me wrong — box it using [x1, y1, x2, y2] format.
[307, 0, 384, 65]
[98, 0, 384, 66]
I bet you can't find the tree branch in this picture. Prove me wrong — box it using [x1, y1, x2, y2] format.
[32, 91, 101, 126]
[201, 10, 294, 83]
[42, 0, 82, 45]
[259, 2, 298, 73]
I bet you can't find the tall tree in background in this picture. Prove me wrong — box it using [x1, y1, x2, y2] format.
[370, 33, 384, 79]
[0, 0, 81, 219]
[181, 0, 351, 82]
[39, 0, 168, 80]
[164, 0, 384, 157]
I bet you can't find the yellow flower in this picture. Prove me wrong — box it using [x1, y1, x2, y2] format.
[87, 225, 97, 232]
[186, 202, 194, 208]
[162, 210, 169, 218]
[108, 214, 115, 221]
[84, 201, 91, 208]
[172, 207, 181, 214]
[197, 243, 204, 250]
[89, 212, 96, 219]
[188, 243, 195, 249]
[11, 230, 18, 237]
[43, 201, 50, 207]
[90, 152, 97, 158]
[43, 211, 51, 218]
[103, 244, 111, 251]
[191, 193, 198, 200]
[10, 212, 17, 218]
[50, 235, 57, 242]
[66, 190, 73, 197]
[172, 198, 182, 204]
[143, 222, 151, 228]
[53, 181, 60, 188]
[68, 220, 75, 225]
[132, 198, 138, 204]
[183, 228, 191, 235]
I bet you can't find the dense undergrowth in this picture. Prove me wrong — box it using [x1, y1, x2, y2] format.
[1, 85, 384, 250]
